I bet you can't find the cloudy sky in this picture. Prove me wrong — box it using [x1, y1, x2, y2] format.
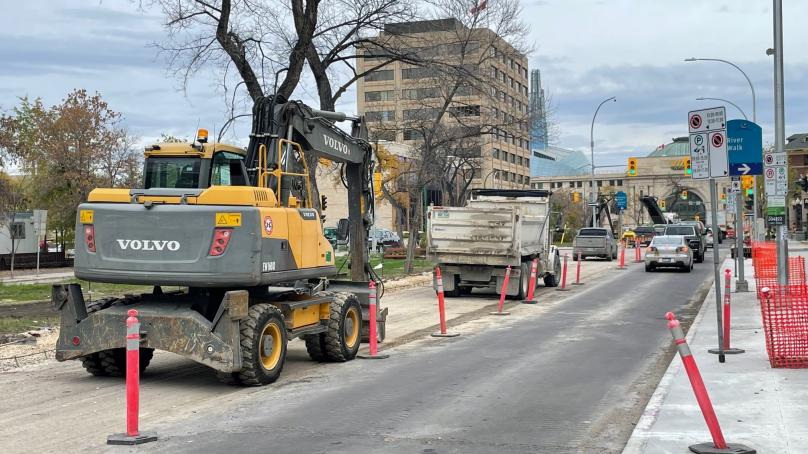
[2, 1, 806, 169]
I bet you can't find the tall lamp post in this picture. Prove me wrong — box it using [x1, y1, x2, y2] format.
[685, 57, 759, 241]
[590, 96, 617, 227]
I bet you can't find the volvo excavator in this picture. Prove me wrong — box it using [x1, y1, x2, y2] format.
[51, 96, 386, 385]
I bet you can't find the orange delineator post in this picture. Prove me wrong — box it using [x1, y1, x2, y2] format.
[432, 267, 459, 337]
[556, 254, 569, 291]
[522, 258, 539, 303]
[572, 252, 584, 285]
[490, 266, 512, 315]
[617, 245, 627, 270]
[359, 280, 389, 358]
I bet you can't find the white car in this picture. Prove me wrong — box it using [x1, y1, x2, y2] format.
[645, 235, 694, 272]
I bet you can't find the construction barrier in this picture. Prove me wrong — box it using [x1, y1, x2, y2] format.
[572, 252, 584, 286]
[759, 287, 808, 369]
[556, 254, 569, 292]
[107, 310, 157, 445]
[522, 258, 539, 304]
[432, 267, 459, 337]
[665, 312, 755, 454]
[359, 281, 389, 359]
[490, 266, 511, 316]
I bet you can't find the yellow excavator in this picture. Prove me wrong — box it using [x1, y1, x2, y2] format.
[52, 96, 386, 385]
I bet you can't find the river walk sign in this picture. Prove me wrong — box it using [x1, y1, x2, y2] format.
[727, 120, 763, 176]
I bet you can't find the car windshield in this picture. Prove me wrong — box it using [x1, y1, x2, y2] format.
[634, 227, 654, 234]
[578, 228, 607, 236]
[653, 236, 683, 246]
[665, 226, 695, 236]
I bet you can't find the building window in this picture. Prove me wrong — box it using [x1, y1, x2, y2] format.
[365, 70, 394, 82]
[10, 222, 25, 239]
[402, 67, 432, 79]
[370, 129, 396, 141]
[402, 87, 439, 99]
[609, 180, 615, 186]
[597, 181, 603, 187]
[510, 154, 516, 164]
[364, 90, 395, 102]
[577, 181, 583, 188]
[403, 129, 423, 140]
[366, 110, 395, 122]
[449, 105, 481, 117]
[492, 148, 500, 159]
[536, 182, 543, 189]
[403, 108, 438, 120]
[616, 179, 623, 186]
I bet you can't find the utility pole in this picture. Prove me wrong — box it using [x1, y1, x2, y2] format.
[771, 0, 789, 285]
[590, 96, 616, 227]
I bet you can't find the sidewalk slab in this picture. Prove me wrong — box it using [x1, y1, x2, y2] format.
[0, 271, 74, 285]
[623, 255, 808, 454]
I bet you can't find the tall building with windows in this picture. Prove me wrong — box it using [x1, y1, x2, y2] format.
[530, 69, 548, 155]
[356, 18, 531, 190]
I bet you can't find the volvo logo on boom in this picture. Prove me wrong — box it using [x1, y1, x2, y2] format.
[322, 134, 349, 155]
[116, 239, 181, 251]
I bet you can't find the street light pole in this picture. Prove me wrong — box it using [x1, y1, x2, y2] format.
[590, 96, 616, 227]
[695, 97, 748, 120]
[685, 57, 759, 241]
[771, 0, 788, 286]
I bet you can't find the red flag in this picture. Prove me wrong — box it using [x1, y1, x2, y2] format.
[469, 0, 487, 15]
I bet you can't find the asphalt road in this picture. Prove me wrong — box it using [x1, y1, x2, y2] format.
[147, 248, 723, 454]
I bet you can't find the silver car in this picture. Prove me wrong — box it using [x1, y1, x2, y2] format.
[645, 235, 693, 272]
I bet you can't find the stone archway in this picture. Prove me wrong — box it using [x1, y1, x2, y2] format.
[666, 190, 706, 222]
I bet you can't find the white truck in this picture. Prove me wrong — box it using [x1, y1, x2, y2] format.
[426, 189, 561, 298]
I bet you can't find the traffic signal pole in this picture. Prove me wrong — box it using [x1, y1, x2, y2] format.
[709, 179, 726, 362]
[735, 190, 748, 291]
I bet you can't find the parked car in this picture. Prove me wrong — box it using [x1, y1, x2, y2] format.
[573, 227, 618, 261]
[705, 227, 715, 248]
[664, 224, 706, 263]
[368, 227, 402, 252]
[645, 235, 693, 272]
[632, 225, 656, 246]
[653, 224, 668, 235]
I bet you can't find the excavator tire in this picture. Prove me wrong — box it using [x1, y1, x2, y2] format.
[79, 298, 154, 377]
[323, 293, 362, 362]
[237, 303, 287, 386]
[304, 332, 328, 362]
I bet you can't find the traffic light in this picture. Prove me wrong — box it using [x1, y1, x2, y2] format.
[681, 190, 688, 200]
[720, 192, 726, 201]
[742, 175, 754, 191]
[628, 157, 638, 176]
[572, 192, 581, 203]
[659, 199, 667, 211]
[796, 174, 808, 192]
[373, 172, 383, 198]
[683, 156, 692, 175]
[744, 194, 754, 210]
[321, 194, 328, 211]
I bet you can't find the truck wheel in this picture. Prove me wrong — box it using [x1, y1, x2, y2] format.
[544, 258, 560, 287]
[238, 303, 287, 386]
[304, 333, 328, 362]
[516, 262, 530, 299]
[443, 275, 461, 297]
[323, 293, 362, 362]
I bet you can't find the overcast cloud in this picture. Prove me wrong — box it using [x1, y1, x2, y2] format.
[1, 1, 806, 167]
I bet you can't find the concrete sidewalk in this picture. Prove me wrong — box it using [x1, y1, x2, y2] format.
[623, 255, 808, 453]
[0, 269, 74, 285]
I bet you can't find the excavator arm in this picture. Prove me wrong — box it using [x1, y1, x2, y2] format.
[245, 96, 375, 282]
[639, 196, 668, 225]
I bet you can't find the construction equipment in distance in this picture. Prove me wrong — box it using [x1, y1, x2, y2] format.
[52, 96, 386, 385]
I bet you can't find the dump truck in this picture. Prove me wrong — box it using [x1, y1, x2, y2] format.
[426, 189, 560, 298]
[52, 96, 386, 385]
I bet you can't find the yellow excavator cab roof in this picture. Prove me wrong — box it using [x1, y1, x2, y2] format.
[144, 142, 246, 159]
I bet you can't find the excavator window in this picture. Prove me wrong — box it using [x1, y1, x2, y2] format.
[144, 157, 201, 189]
[211, 151, 248, 186]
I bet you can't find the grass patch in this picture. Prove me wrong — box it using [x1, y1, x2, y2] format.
[334, 255, 433, 280]
[0, 316, 58, 334]
[0, 280, 153, 305]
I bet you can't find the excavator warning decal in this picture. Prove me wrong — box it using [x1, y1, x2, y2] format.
[215, 213, 241, 227]
[264, 216, 273, 235]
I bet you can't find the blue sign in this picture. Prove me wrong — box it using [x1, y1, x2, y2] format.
[615, 191, 627, 210]
[727, 119, 763, 176]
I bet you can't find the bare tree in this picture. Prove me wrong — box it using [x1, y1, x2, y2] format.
[0, 175, 29, 278]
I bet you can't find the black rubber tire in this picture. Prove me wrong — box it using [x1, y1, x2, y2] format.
[695, 252, 704, 263]
[79, 298, 154, 377]
[573, 254, 579, 262]
[516, 262, 530, 300]
[216, 371, 242, 385]
[459, 286, 473, 296]
[323, 293, 362, 362]
[606, 252, 613, 262]
[544, 258, 560, 287]
[304, 333, 328, 362]
[645, 264, 653, 272]
[613, 249, 618, 259]
[237, 303, 287, 386]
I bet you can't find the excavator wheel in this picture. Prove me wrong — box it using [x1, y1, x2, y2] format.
[237, 303, 287, 386]
[322, 293, 362, 362]
[79, 298, 154, 377]
[304, 330, 328, 362]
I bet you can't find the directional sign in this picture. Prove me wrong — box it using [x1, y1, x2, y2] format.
[615, 191, 627, 210]
[689, 132, 710, 179]
[688, 107, 726, 133]
[727, 120, 763, 176]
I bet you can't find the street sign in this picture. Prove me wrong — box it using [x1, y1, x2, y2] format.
[727, 120, 763, 176]
[615, 191, 627, 210]
[689, 133, 710, 179]
[688, 107, 726, 133]
[730, 177, 741, 194]
[708, 130, 729, 178]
